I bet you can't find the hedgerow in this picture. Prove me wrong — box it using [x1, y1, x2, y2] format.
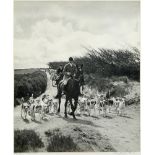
[14, 71, 47, 106]
[48, 47, 140, 81]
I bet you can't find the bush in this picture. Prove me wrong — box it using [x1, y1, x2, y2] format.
[74, 47, 140, 81]
[110, 85, 129, 97]
[85, 75, 110, 92]
[47, 61, 67, 70]
[14, 71, 47, 105]
[14, 129, 44, 152]
[45, 129, 79, 152]
[111, 76, 129, 84]
[83, 73, 130, 97]
[48, 47, 140, 81]
[14, 98, 20, 107]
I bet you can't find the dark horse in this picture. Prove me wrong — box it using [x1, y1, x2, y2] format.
[57, 78, 80, 119]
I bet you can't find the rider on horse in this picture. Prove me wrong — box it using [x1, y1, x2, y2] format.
[62, 57, 77, 85]
[55, 65, 63, 85]
[55, 57, 77, 98]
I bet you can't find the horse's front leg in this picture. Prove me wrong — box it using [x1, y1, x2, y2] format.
[57, 97, 61, 113]
[64, 98, 68, 118]
[72, 98, 78, 120]
[41, 106, 45, 120]
[69, 99, 74, 115]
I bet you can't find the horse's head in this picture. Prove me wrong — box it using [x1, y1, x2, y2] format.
[75, 71, 83, 86]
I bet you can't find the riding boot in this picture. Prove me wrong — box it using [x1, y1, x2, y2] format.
[62, 84, 66, 95]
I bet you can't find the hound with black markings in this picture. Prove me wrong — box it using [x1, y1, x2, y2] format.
[114, 97, 126, 116]
[20, 97, 30, 119]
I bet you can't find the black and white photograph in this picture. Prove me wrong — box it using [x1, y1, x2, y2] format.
[14, 0, 140, 153]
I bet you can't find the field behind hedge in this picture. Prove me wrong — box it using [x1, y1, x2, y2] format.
[14, 70, 47, 106]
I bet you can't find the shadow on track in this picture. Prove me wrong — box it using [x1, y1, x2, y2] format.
[61, 116, 103, 128]
[21, 118, 30, 123]
[31, 119, 42, 124]
[119, 115, 133, 119]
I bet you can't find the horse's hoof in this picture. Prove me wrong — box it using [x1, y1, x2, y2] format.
[64, 115, 68, 118]
[56, 112, 60, 116]
[73, 116, 77, 120]
[69, 112, 73, 115]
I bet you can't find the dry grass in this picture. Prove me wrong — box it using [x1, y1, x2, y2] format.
[45, 128, 80, 152]
[14, 129, 44, 152]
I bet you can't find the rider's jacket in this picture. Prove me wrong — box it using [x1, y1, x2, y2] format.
[56, 68, 63, 75]
[63, 63, 77, 77]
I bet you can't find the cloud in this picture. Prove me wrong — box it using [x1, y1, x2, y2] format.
[14, 1, 140, 69]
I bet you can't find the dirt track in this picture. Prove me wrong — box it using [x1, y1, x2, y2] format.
[14, 72, 140, 152]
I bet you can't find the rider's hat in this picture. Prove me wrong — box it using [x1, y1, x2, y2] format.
[69, 57, 73, 61]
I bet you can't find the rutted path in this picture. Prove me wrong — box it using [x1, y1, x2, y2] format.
[14, 72, 140, 152]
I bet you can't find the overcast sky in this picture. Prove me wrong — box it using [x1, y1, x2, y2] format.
[14, 1, 140, 69]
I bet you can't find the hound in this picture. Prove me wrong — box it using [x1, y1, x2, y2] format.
[46, 99, 53, 113]
[107, 97, 116, 113]
[31, 95, 49, 120]
[30, 99, 42, 121]
[20, 97, 30, 119]
[52, 99, 59, 114]
[86, 97, 97, 116]
[115, 97, 126, 116]
[75, 102, 81, 115]
[96, 95, 103, 113]
[78, 96, 88, 115]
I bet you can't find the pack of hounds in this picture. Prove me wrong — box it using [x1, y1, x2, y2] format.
[20, 93, 126, 121]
